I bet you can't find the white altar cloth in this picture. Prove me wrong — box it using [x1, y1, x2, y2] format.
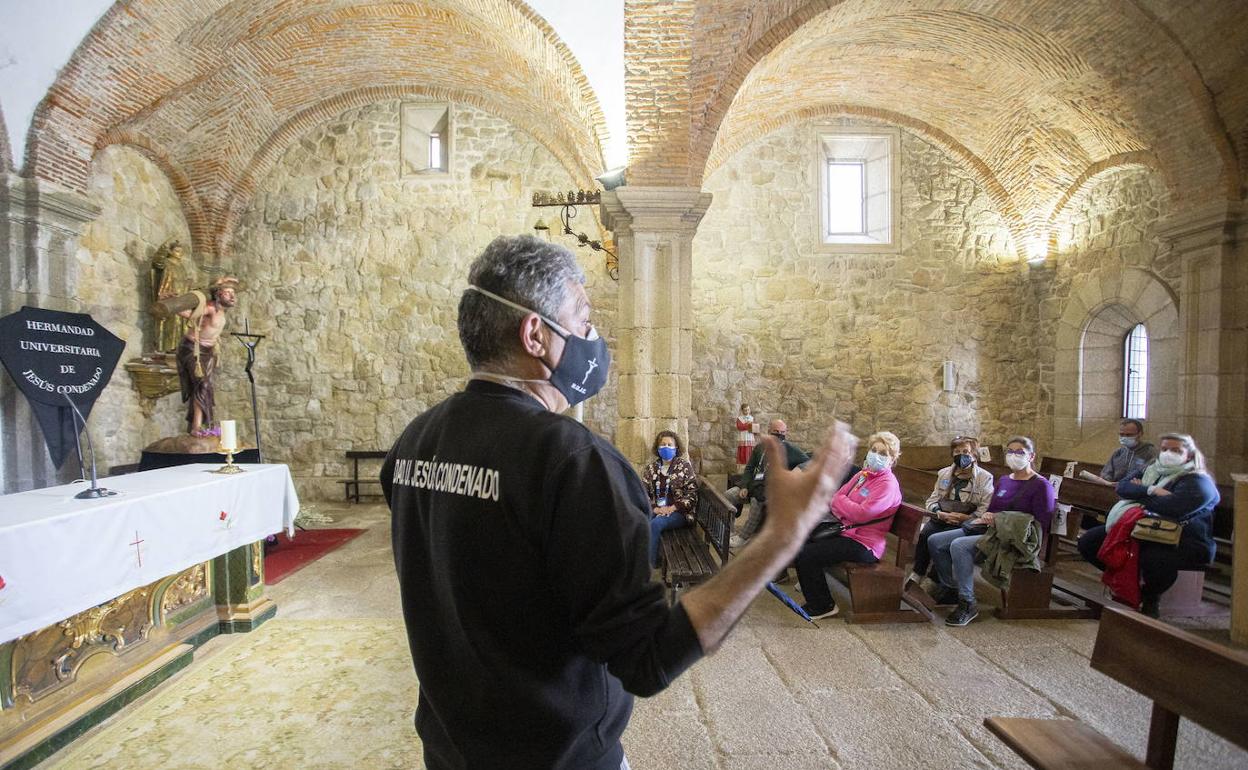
[0, 464, 298, 644]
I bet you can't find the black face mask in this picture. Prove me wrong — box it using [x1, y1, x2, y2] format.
[540, 320, 610, 407]
[467, 285, 610, 408]
[954, 454, 974, 469]
[770, 432, 787, 441]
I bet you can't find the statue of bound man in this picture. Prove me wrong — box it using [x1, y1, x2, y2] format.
[150, 276, 240, 435]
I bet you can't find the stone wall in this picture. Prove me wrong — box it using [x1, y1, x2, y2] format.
[690, 120, 1036, 472]
[1039, 165, 1179, 461]
[76, 145, 190, 471]
[224, 101, 615, 499]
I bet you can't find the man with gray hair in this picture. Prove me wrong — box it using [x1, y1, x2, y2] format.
[382, 235, 855, 770]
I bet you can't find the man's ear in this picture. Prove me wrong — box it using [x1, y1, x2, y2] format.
[518, 313, 547, 358]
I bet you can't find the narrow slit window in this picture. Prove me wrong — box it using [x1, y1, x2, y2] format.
[1123, 324, 1148, 419]
[429, 133, 442, 170]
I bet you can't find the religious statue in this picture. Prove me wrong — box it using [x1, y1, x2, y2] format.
[149, 275, 240, 435]
[735, 404, 756, 466]
[149, 239, 197, 353]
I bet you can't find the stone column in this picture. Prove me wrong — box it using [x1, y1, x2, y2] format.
[0, 174, 101, 493]
[1159, 201, 1246, 482]
[600, 187, 711, 463]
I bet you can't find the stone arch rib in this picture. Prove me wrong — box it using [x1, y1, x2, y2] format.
[93, 130, 211, 258]
[1043, 151, 1163, 250]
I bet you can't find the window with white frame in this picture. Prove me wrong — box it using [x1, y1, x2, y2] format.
[1123, 323, 1148, 419]
[401, 103, 450, 176]
[818, 130, 898, 249]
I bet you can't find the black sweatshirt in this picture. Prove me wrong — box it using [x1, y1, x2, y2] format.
[382, 380, 704, 770]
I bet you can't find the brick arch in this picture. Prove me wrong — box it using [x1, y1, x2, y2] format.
[1042, 151, 1164, 252]
[93, 130, 212, 258]
[704, 103, 1029, 260]
[214, 84, 599, 259]
[1052, 269, 1181, 447]
[23, 0, 606, 205]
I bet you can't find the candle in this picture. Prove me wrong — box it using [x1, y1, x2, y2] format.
[220, 420, 238, 452]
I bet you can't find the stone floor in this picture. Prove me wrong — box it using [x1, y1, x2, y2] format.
[40, 503, 1248, 769]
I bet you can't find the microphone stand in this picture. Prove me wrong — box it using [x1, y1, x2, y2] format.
[64, 393, 117, 499]
[231, 319, 266, 463]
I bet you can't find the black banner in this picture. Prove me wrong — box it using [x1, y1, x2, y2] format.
[0, 307, 125, 468]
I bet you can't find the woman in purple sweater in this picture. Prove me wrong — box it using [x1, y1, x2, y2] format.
[927, 436, 1055, 626]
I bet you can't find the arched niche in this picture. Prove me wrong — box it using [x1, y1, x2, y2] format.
[1052, 269, 1180, 448]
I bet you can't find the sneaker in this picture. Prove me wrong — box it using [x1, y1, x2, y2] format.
[802, 603, 839, 620]
[904, 571, 922, 588]
[945, 600, 979, 627]
[1141, 596, 1160, 619]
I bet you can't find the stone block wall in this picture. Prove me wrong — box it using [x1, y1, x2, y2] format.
[1038, 165, 1179, 459]
[76, 145, 189, 471]
[223, 101, 616, 499]
[690, 119, 1037, 472]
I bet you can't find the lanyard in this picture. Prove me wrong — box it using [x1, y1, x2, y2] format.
[652, 462, 671, 500]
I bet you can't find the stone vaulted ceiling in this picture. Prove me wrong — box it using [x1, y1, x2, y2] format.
[24, 0, 609, 259]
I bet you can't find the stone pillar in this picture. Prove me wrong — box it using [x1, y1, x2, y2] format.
[600, 187, 711, 463]
[0, 174, 101, 493]
[1159, 202, 1246, 482]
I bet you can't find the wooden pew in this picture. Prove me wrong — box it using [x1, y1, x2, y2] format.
[659, 477, 734, 604]
[841, 502, 930, 624]
[986, 606, 1248, 769]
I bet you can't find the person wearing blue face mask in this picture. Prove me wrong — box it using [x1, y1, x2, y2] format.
[1098, 418, 1157, 483]
[381, 235, 858, 770]
[641, 430, 699, 568]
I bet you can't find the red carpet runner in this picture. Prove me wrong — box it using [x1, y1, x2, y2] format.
[264, 528, 365, 585]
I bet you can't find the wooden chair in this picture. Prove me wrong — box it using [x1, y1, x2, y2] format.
[985, 606, 1248, 769]
[841, 502, 930, 623]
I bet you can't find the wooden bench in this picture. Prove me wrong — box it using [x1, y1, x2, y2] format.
[341, 449, 388, 502]
[986, 605, 1248, 769]
[839, 502, 929, 624]
[659, 477, 734, 605]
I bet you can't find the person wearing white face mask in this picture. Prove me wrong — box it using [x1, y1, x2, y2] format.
[1077, 432, 1220, 618]
[927, 436, 1055, 626]
[1097, 418, 1158, 483]
[793, 431, 903, 619]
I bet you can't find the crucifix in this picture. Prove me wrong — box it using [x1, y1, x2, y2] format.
[231, 318, 267, 463]
[129, 531, 145, 568]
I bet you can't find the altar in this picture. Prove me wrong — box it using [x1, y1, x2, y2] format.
[0, 464, 298, 768]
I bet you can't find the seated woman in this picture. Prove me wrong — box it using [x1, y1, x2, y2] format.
[795, 431, 902, 619]
[907, 436, 995, 587]
[928, 436, 1055, 627]
[641, 430, 699, 569]
[1076, 432, 1219, 618]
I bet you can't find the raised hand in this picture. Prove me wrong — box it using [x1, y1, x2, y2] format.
[759, 422, 856, 541]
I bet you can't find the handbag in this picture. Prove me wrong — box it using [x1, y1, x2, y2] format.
[1131, 516, 1182, 546]
[937, 499, 976, 514]
[808, 512, 895, 542]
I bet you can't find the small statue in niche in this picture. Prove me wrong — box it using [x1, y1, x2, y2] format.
[149, 239, 197, 353]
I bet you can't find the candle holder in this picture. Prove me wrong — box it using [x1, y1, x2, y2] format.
[213, 444, 246, 474]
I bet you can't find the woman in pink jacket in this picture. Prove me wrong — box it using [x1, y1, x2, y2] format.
[796, 431, 903, 619]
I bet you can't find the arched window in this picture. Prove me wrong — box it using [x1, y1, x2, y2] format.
[1123, 324, 1148, 419]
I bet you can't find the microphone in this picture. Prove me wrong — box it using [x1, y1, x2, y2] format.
[64, 393, 117, 499]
